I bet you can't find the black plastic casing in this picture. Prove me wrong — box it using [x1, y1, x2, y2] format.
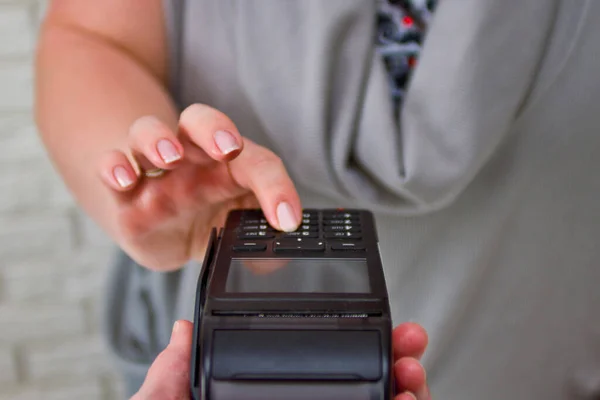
[190, 209, 394, 400]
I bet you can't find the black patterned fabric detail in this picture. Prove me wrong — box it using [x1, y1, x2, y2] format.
[376, 0, 438, 111]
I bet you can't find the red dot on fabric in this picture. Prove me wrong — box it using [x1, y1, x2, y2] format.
[402, 16, 414, 26]
[408, 57, 417, 67]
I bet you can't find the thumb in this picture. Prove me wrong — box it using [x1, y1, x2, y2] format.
[131, 320, 193, 400]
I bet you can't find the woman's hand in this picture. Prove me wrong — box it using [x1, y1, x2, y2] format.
[132, 320, 431, 400]
[98, 104, 302, 270]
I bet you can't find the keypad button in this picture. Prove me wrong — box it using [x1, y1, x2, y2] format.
[323, 225, 361, 232]
[323, 210, 359, 219]
[322, 218, 359, 225]
[232, 242, 267, 252]
[331, 242, 365, 251]
[242, 218, 268, 225]
[300, 218, 319, 225]
[240, 224, 273, 231]
[324, 213, 359, 220]
[298, 224, 318, 232]
[238, 231, 274, 239]
[283, 231, 318, 238]
[324, 232, 362, 240]
[273, 238, 325, 252]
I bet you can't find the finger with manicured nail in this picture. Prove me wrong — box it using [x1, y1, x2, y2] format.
[127, 115, 184, 172]
[178, 104, 243, 163]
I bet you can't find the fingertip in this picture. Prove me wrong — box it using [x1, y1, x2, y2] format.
[171, 320, 180, 336]
[169, 319, 193, 348]
[112, 165, 137, 190]
[394, 357, 426, 394]
[129, 115, 184, 169]
[276, 201, 300, 232]
[179, 104, 243, 162]
[98, 151, 139, 191]
[177, 319, 194, 332]
[393, 322, 428, 340]
[213, 130, 242, 159]
[393, 322, 429, 360]
[156, 137, 184, 167]
[395, 392, 417, 400]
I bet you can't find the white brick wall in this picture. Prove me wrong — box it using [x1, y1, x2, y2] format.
[0, 1, 125, 398]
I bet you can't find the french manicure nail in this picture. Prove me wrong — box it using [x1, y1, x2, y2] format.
[157, 139, 181, 163]
[113, 166, 134, 188]
[214, 130, 240, 155]
[277, 202, 298, 232]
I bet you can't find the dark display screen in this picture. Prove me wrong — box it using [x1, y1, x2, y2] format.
[225, 258, 371, 293]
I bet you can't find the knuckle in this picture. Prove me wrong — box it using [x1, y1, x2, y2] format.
[98, 150, 125, 174]
[180, 103, 236, 134]
[129, 115, 166, 142]
[252, 151, 284, 171]
[97, 152, 114, 172]
[180, 103, 214, 125]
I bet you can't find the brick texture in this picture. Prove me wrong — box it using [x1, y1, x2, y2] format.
[0, 1, 125, 399]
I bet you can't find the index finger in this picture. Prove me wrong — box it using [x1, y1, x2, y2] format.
[228, 139, 302, 232]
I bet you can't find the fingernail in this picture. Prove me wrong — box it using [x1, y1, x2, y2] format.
[113, 166, 134, 188]
[404, 392, 417, 400]
[214, 130, 240, 155]
[276, 202, 298, 232]
[170, 321, 179, 344]
[157, 139, 181, 163]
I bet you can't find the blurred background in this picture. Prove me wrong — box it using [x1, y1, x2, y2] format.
[0, 1, 124, 398]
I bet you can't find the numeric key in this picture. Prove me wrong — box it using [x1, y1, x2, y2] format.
[232, 242, 267, 252]
[324, 232, 362, 239]
[240, 224, 273, 231]
[283, 231, 318, 238]
[238, 231, 274, 239]
[324, 225, 360, 232]
[273, 238, 325, 252]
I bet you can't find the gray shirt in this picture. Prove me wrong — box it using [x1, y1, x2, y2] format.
[104, 1, 600, 399]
